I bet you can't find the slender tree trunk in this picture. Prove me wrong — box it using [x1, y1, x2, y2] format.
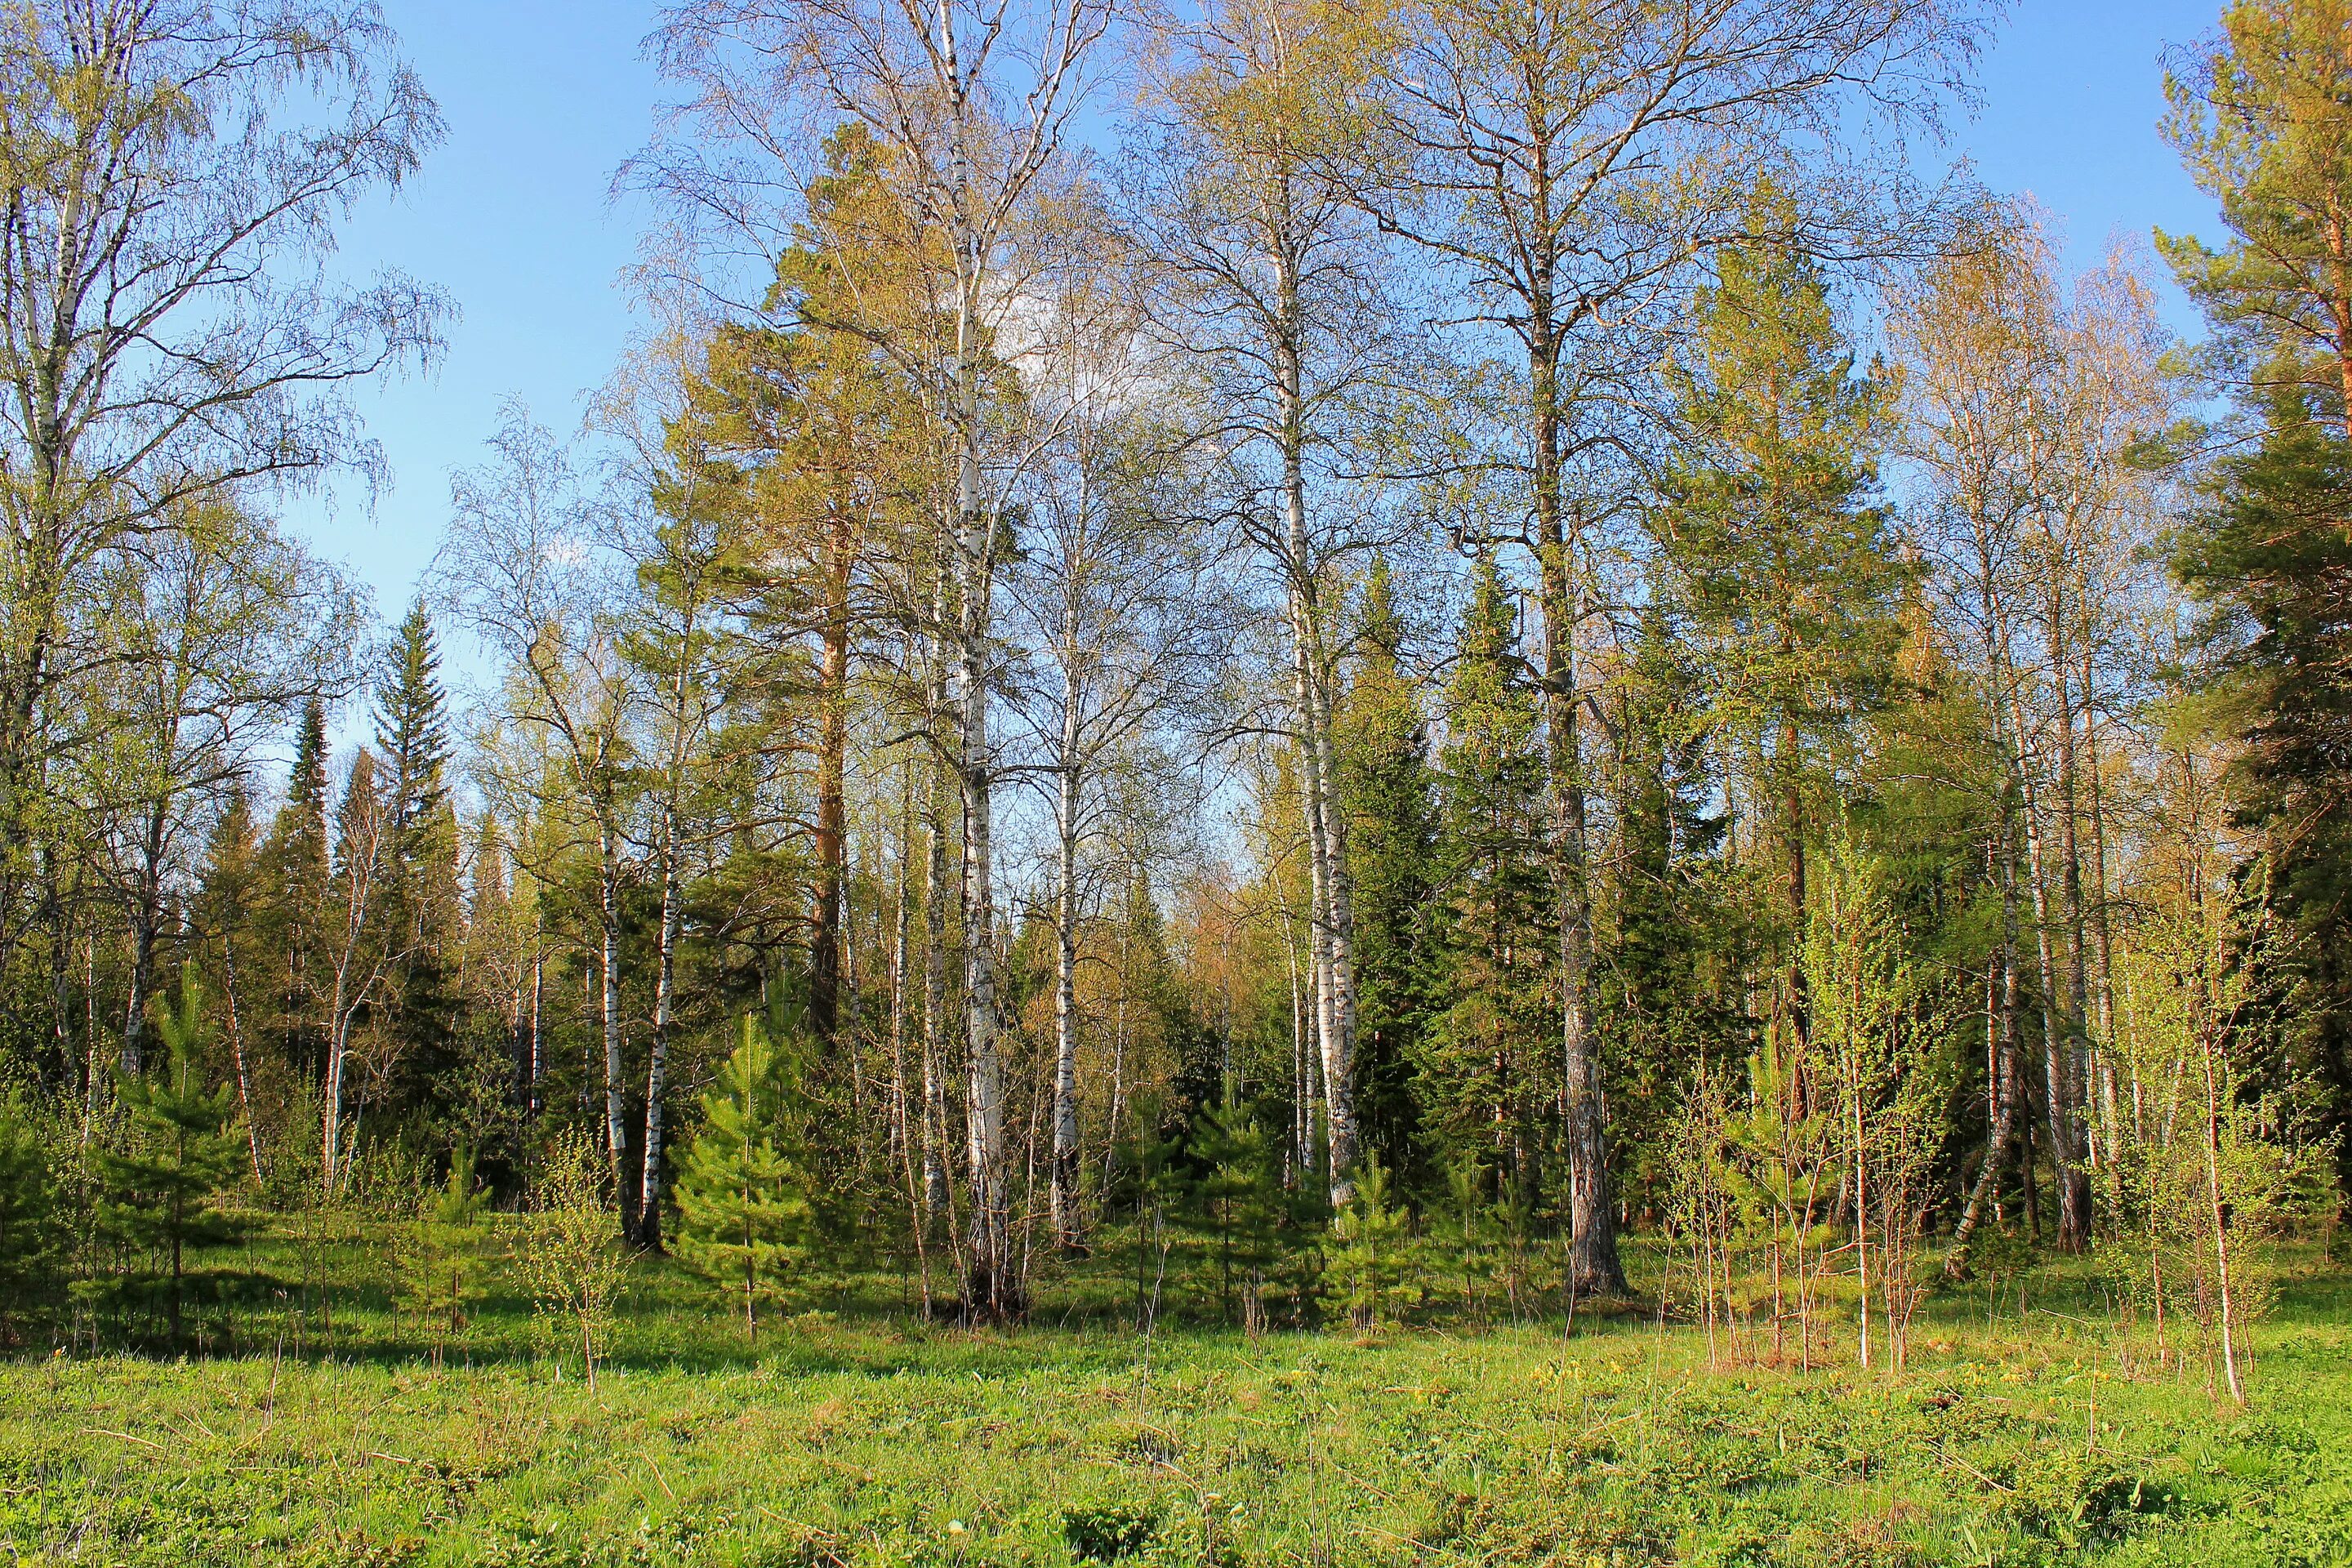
[810, 567, 851, 1043]
[1050, 716, 1085, 1251]
[638, 816, 683, 1250]
[220, 934, 263, 1183]
[1949, 840, 2025, 1274]
[597, 824, 634, 1235]
[1273, 274, 1357, 1206]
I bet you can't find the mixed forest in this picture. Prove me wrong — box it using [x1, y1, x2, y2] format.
[7, 2, 2352, 1559]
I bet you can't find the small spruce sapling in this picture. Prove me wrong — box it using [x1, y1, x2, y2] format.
[403, 1147, 488, 1363]
[674, 1013, 809, 1340]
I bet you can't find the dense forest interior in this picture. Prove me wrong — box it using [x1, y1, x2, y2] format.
[7, 0, 2352, 1423]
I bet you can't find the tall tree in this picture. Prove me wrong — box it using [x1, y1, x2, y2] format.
[1361, 0, 1986, 1298]
[1128, 0, 1405, 1205]
[0, 2, 443, 937]
[1660, 220, 1905, 1061]
[2161, 0, 2352, 437]
[643, 0, 1114, 1319]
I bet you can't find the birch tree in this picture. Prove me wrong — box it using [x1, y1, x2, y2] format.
[0, 1, 444, 935]
[439, 412, 641, 1233]
[642, 0, 1114, 1318]
[1360, 0, 1989, 1294]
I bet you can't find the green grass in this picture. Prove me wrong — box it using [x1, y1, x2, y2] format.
[5, 1230, 2351, 1566]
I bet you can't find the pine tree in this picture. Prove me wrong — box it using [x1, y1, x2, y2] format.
[2160, 0, 2352, 432]
[1317, 1152, 1419, 1330]
[401, 1147, 489, 1363]
[1339, 558, 1439, 1194]
[93, 965, 248, 1347]
[1189, 1094, 1284, 1326]
[1663, 200, 1905, 1047]
[674, 1014, 809, 1340]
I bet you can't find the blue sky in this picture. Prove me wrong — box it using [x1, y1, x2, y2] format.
[289, 0, 2234, 617]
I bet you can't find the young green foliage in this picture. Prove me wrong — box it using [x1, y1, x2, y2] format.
[91, 964, 248, 1348]
[673, 1013, 809, 1340]
[0, 1086, 64, 1345]
[1318, 1152, 1419, 1330]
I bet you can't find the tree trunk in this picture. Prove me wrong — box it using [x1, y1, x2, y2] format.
[597, 825, 634, 1236]
[1531, 325, 1624, 1298]
[1050, 720, 1085, 1251]
[810, 576, 850, 1043]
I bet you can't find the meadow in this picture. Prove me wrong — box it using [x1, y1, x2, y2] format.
[5, 1227, 2348, 1568]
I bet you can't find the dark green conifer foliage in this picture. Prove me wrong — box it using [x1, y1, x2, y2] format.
[1595, 604, 1744, 1176]
[1426, 557, 1553, 1198]
[1339, 559, 1439, 1193]
[1662, 207, 1905, 1040]
[256, 699, 332, 1078]
[94, 965, 247, 1347]
[0, 1089, 63, 1344]
[2177, 398, 2352, 1192]
[1317, 1152, 1419, 1330]
[376, 600, 465, 1109]
[674, 1014, 808, 1339]
[1189, 1094, 1285, 1325]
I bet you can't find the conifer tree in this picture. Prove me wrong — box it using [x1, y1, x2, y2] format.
[193, 785, 265, 1180]
[1317, 1152, 1419, 1330]
[0, 1089, 63, 1345]
[376, 601, 465, 1101]
[1339, 559, 1439, 1192]
[1663, 210, 1904, 1049]
[2161, 0, 2352, 432]
[1190, 1094, 1284, 1326]
[94, 965, 247, 1347]
[256, 699, 333, 1085]
[1428, 557, 1554, 1199]
[674, 1014, 808, 1340]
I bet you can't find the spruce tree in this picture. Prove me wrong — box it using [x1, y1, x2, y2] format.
[674, 1014, 808, 1340]
[375, 601, 465, 1115]
[1339, 559, 1439, 1194]
[1428, 556, 1554, 1197]
[94, 965, 247, 1347]
[256, 699, 332, 1083]
[193, 784, 265, 1181]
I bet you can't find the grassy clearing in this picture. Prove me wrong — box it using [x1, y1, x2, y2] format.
[5, 1237, 2350, 1566]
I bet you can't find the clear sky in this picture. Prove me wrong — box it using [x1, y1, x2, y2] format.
[289, 0, 2235, 617]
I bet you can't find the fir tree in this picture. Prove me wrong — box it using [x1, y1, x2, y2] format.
[1339, 558, 1439, 1194]
[674, 1014, 809, 1340]
[256, 699, 332, 1081]
[93, 965, 248, 1347]
[1427, 556, 1553, 1199]
[376, 601, 465, 1107]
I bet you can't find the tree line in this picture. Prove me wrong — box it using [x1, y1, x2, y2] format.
[0, 0, 2345, 1370]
